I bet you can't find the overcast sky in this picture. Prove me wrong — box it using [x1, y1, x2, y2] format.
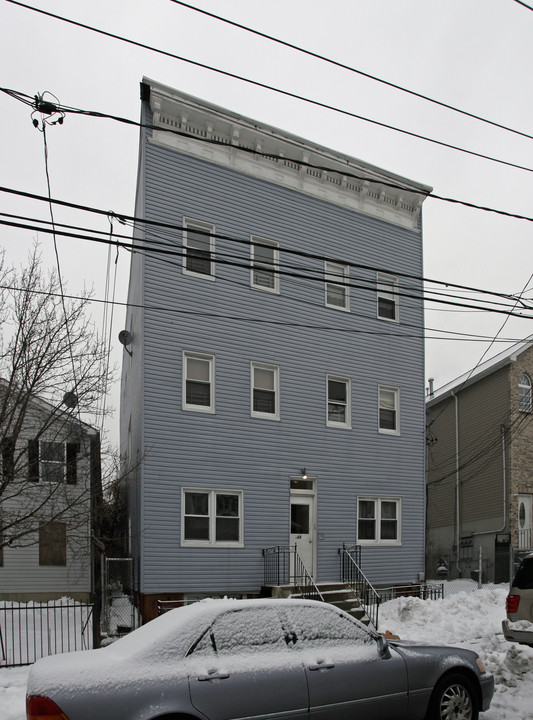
[1, 0, 533, 444]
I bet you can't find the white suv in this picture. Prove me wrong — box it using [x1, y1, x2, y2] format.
[502, 552, 533, 646]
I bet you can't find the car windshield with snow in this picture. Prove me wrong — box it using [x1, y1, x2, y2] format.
[26, 598, 494, 720]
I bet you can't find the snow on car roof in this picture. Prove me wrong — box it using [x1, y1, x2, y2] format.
[27, 598, 369, 697]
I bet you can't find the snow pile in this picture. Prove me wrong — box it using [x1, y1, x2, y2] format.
[379, 583, 533, 719]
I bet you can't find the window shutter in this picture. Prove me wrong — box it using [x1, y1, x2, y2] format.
[28, 439, 39, 482]
[1, 437, 14, 483]
[66, 443, 79, 484]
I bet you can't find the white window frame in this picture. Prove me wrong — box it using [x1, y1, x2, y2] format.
[377, 272, 399, 322]
[378, 385, 400, 435]
[250, 237, 279, 293]
[251, 362, 280, 421]
[183, 352, 215, 414]
[325, 261, 350, 311]
[181, 488, 244, 548]
[357, 497, 401, 546]
[326, 375, 351, 429]
[518, 374, 532, 413]
[183, 218, 215, 280]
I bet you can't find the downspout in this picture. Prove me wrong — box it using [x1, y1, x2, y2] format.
[452, 392, 460, 575]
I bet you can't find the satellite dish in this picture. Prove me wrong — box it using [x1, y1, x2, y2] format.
[118, 330, 132, 347]
[63, 391, 78, 409]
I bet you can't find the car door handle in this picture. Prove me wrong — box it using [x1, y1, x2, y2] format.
[197, 672, 230, 681]
[308, 663, 335, 671]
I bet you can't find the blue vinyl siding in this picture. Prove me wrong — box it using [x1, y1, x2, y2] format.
[123, 107, 426, 595]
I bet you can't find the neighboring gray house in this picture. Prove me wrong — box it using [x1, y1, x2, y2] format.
[121, 78, 432, 621]
[0, 385, 100, 602]
[426, 337, 533, 583]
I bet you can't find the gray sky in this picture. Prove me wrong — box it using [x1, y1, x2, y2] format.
[1, 0, 533, 445]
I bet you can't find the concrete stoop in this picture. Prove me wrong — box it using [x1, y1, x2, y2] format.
[264, 582, 371, 626]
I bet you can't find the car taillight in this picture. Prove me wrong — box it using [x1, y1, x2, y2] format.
[26, 695, 70, 720]
[506, 594, 520, 614]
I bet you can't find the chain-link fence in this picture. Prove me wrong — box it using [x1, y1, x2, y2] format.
[101, 557, 139, 637]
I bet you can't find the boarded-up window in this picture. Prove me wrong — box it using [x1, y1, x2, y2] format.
[39, 522, 67, 566]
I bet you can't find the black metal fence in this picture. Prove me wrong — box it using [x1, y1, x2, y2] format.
[263, 545, 293, 586]
[0, 599, 93, 667]
[377, 583, 444, 603]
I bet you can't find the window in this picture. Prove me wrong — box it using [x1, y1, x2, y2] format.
[183, 352, 215, 413]
[378, 385, 400, 435]
[40, 442, 65, 483]
[39, 522, 67, 566]
[182, 489, 243, 546]
[518, 374, 532, 412]
[251, 237, 279, 293]
[27, 441, 78, 483]
[183, 218, 215, 278]
[278, 604, 372, 649]
[327, 375, 351, 428]
[357, 497, 401, 545]
[325, 262, 349, 311]
[377, 273, 399, 321]
[211, 608, 285, 655]
[251, 362, 279, 420]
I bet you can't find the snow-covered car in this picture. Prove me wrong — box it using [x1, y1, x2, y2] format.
[503, 551, 533, 646]
[27, 598, 494, 720]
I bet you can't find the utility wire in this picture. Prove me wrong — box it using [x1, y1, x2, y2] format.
[2, 210, 528, 341]
[3, 85, 533, 226]
[2, 214, 533, 322]
[169, 0, 533, 142]
[4, 3, 533, 175]
[0, 203, 529, 317]
[34, 100, 82, 422]
[514, 0, 533, 10]
[0, 279, 528, 344]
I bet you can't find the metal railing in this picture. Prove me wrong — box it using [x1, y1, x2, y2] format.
[340, 544, 381, 629]
[263, 545, 324, 601]
[0, 599, 93, 667]
[377, 583, 444, 604]
[518, 528, 532, 551]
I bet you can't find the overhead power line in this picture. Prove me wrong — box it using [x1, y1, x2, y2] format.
[0, 277, 527, 345]
[514, 0, 533, 10]
[1, 208, 533, 321]
[169, 0, 533, 142]
[4, 2, 533, 175]
[0, 186, 529, 316]
[3, 88, 533, 224]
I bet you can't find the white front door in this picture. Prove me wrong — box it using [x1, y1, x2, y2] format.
[518, 494, 533, 550]
[290, 495, 315, 577]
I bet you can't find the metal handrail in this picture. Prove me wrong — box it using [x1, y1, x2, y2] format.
[262, 545, 324, 602]
[340, 544, 381, 629]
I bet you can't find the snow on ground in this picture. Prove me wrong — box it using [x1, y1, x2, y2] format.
[1, 583, 532, 720]
[379, 582, 533, 720]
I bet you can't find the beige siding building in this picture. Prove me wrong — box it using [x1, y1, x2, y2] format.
[426, 337, 533, 583]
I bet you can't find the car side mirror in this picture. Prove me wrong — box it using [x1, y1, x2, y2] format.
[377, 635, 391, 659]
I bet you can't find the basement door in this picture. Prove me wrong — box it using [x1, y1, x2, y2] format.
[290, 494, 316, 578]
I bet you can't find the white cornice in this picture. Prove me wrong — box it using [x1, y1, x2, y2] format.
[144, 79, 432, 232]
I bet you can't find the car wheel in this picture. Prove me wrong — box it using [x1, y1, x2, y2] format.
[427, 673, 479, 720]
